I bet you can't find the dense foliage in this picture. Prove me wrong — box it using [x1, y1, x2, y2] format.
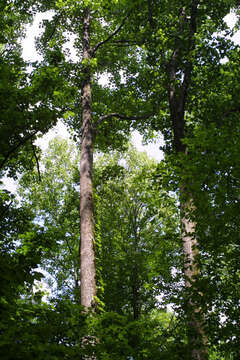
[1, 0, 240, 359]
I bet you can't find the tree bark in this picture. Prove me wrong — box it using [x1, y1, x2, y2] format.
[166, 0, 208, 356]
[169, 106, 208, 360]
[180, 191, 208, 360]
[131, 261, 140, 320]
[170, 106, 208, 360]
[80, 7, 96, 310]
[131, 204, 141, 320]
[181, 193, 198, 289]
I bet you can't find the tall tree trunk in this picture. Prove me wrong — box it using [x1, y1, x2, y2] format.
[169, 114, 208, 359]
[167, 1, 208, 356]
[80, 7, 96, 310]
[169, 108, 208, 359]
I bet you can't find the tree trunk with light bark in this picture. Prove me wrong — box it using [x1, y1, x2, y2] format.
[80, 7, 96, 311]
[169, 88, 208, 360]
[180, 190, 208, 360]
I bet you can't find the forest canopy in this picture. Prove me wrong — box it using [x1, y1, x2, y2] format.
[0, 1, 240, 359]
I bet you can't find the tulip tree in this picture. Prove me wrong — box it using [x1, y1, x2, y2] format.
[35, 0, 157, 310]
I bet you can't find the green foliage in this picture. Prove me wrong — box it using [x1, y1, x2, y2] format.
[86, 310, 181, 360]
[94, 146, 180, 316]
[0, 189, 56, 359]
[1, 0, 240, 358]
[0, 2, 60, 178]
[0, 299, 87, 360]
[19, 137, 80, 301]
[18, 138, 180, 315]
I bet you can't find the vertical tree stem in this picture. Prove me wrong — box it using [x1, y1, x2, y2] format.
[80, 6, 96, 310]
[180, 190, 208, 360]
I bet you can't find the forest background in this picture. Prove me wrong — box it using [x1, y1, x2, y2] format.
[0, 1, 240, 359]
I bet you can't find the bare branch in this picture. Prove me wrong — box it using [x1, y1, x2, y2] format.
[92, 15, 128, 56]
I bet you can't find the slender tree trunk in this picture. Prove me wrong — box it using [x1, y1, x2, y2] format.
[131, 261, 140, 320]
[80, 7, 96, 310]
[131, 206, 141, 320]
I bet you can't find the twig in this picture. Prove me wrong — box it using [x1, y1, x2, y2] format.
[42, 11, 64, 45]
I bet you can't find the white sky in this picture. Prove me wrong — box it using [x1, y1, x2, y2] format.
[22, 12, 54, 62]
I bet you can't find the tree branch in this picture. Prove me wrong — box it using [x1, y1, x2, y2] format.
[42, 11, 64, 45]
[65, 236, 73, 255]
[222, 106, 240, 118]
[0, 199, 13, 221]
[92, 15, 128, 56]
[93, 112, 154, 130]
[109, 39, 139, 47]
[180, 0, 199, 113]
[0, 131, 38, 171]
[31, 140, 42, 182]
[147, 0, 155, 28]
